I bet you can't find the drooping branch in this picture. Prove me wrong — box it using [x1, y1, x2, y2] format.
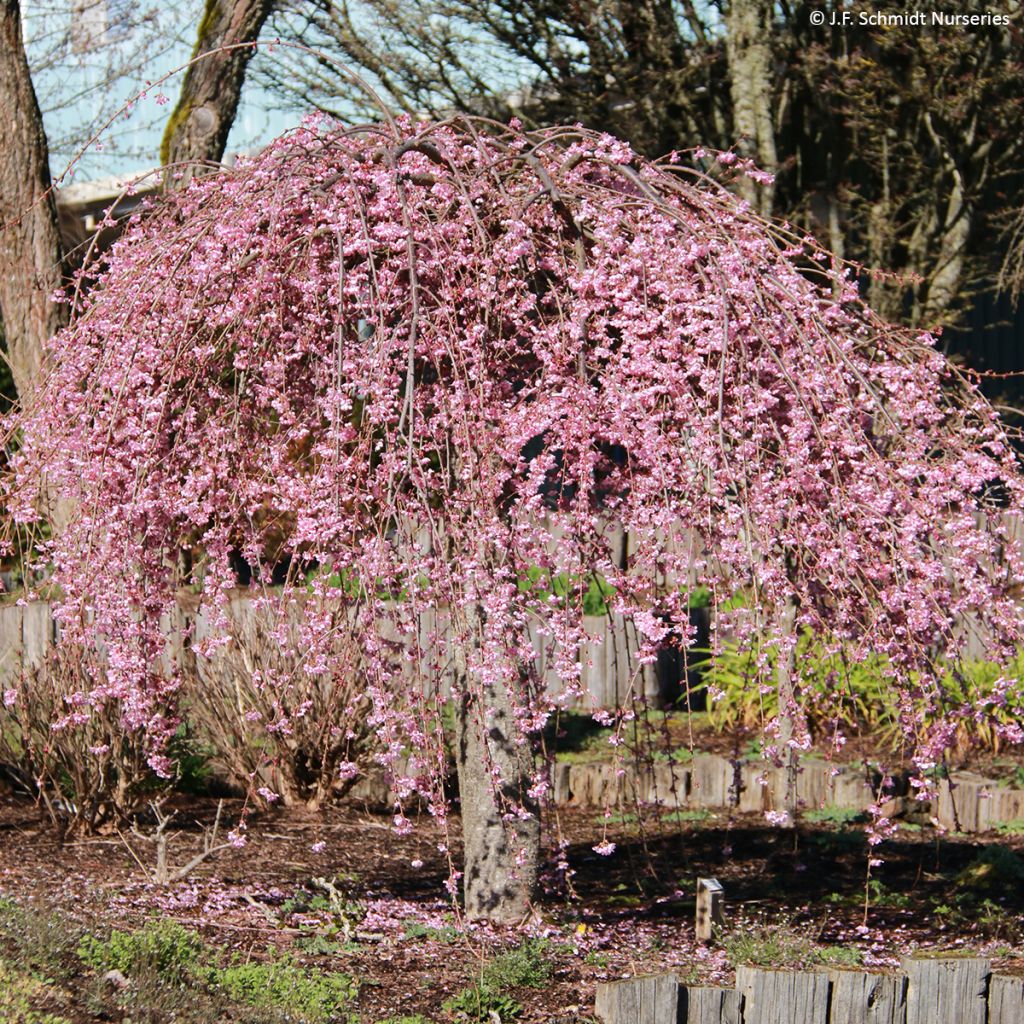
[11, 115, 1024, 916]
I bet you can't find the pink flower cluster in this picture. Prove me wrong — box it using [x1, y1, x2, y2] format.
[9, 114, 1024, 822]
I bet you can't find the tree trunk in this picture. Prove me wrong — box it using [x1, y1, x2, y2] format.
[725, 0, 777, 216]
[775, 596, 799, 826]
[161, 0, 274, 175]
[453, 608, 539, 923]
[0, 0, 67, 400]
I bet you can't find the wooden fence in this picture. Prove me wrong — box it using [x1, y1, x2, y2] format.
[596, 959, 1023, 1024]
[5, 600, 1024, 832]
[552, 754, 1024, 834]
[0, 598, 682, 712]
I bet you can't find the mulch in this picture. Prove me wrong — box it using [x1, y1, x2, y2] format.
[2, 784, 1024, 1022]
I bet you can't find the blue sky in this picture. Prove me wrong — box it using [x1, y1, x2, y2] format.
[23, 0, 296, 181]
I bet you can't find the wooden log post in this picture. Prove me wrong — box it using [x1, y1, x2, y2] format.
[690, 754, 731, 808]
[595, 974, 679, 1024]
[827, 967, 907, 1024]
[735, 966, 830, 1024]
[680, 985, 740, 1024]
[935, 773, 994, 833]
[988, 974, 1024, 1024]
[901, 956, 989, 1024]
[695, 877, 724, 943]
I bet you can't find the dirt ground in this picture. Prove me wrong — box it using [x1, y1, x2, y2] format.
[2, 782, 1023, 1023]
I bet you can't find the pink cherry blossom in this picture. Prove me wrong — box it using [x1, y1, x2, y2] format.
[8, 114, 1024, 877]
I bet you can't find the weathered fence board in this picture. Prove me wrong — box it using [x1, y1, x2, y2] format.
[902, 957, 989, 1024]
[595, 967, 1018, 1024]
[595, 974, 679, 1024]
[735, 967, 829, 1024]
[988, 974, 1024, 1024]
[690, 754, 731, 808]
[827, 967, 907, 1024]
[681, 985, 739, 1024]
[0, 600, 659, 712]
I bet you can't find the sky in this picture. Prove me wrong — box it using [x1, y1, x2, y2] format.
[23, 0, 296, 182]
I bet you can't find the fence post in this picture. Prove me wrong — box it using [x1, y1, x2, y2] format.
[594, 974, 679, 1024]
[986, 974, 1024, 1024]
[680, 985, 739, 1024]
[901, 956, 989, 1024]
[735, 966, 829, 1024]
[826, 967, 906, 1024]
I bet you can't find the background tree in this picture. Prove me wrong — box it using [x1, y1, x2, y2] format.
[161, 0, 276, 171]
[0, 0, 273, 411]
[12, 116, 1024, 921]
[256, 0, 1024, 342]
[0, 0, 68, 399]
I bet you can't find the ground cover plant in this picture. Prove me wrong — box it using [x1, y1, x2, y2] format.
[7, 106, 1024, 939]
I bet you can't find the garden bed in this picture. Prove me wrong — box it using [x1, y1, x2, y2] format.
[1, 791, 1023, 1023]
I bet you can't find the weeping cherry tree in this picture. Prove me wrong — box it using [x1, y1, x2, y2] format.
[9, 115, 1024, 922]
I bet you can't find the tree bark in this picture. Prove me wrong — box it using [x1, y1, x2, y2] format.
[725, 0, 777, 216]
[774, 596, 799, 826]
[453, 606, 539, 923]
[161, 0, 274, 174]
[0, 0, 67, 400]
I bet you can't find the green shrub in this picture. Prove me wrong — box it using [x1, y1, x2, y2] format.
[78, 920, 205, 983]
[702, 633, 1024, 755]
[443, 939, 551, 1023]
[443, 985, 521, 1022]
[480, 939, 552, 991]
[213, 957, 357, 1022]
[700, 632, 895, 736]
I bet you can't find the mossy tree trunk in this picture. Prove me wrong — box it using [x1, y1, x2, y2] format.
[161, 0, 274, 176]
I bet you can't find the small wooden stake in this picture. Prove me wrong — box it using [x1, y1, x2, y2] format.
[696, 877, 724, 943]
